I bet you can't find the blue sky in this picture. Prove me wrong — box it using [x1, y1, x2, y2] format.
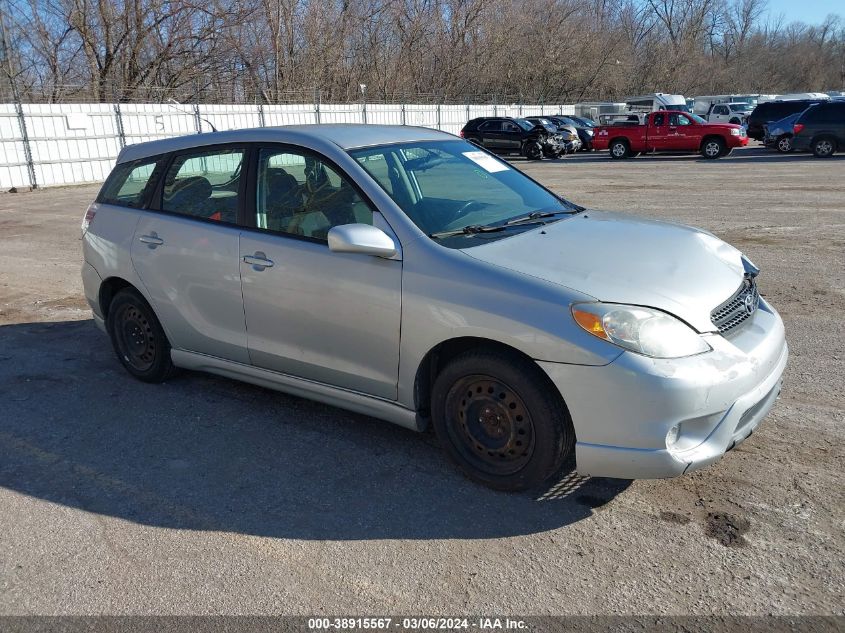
[764, 0, 842, 25]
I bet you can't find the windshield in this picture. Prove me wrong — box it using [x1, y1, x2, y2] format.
[349, 140, 579, 248]
[514, 118, 534, 131]
[690, 113, 707, 124]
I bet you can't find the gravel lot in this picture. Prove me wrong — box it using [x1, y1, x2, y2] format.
[0, 145, 843, 615]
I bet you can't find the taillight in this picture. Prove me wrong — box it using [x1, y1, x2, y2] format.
[793, 123, 805, 135]
[81, 204, 96, 236]
[459, 130, 464, 138]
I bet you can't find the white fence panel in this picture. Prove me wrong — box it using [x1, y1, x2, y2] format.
[201, 104, 262, 131]
[440, 106, 469, 135]
[263, 104, 318, 126]
[0, 104, 29, 188]
[24, 103, 119, 186]
[120, 103, 197, 144]
[320, 104, 364, 124]
[0, 100, 577, 188]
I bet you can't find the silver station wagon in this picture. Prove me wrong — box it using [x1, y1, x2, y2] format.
[81, 125, 788, 490]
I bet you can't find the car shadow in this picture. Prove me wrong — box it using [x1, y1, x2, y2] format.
[0, 319, 631, 541]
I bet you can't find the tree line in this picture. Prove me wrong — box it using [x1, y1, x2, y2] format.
[2, 0, 843, 104]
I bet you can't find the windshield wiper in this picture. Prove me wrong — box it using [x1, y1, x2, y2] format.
[505, 209, 579, 226]
[430, 224, 509, 239]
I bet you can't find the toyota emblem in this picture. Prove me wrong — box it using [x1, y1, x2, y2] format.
[744, 293, 755, 315]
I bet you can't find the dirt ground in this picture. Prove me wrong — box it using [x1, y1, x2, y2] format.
[0, 145, 842, 615]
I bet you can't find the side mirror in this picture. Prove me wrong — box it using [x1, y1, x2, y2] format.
[327, 224, 397, 258]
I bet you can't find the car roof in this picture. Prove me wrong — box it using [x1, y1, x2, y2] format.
[116, 124, 455, 164]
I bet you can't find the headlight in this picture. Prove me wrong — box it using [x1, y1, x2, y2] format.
[730, 128, 741, 136]
[585, 129, 594, 136]
[571, 303, 711, 358]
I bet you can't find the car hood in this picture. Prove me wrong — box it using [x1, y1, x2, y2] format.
[462, 211, 746, 333]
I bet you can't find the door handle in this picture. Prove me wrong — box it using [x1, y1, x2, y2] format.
[242, 252, 274, 269]
[138, 233, 164, 246]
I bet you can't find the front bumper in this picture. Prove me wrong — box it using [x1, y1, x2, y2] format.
[538, 299, 787, 479]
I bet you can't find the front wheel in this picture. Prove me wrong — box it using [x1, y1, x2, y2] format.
[431, 350, 575, 491]
[701, 137, 726, 159]
[107, 288, 175, 383]
[523, 142, 543, 160]
[812, 137, 836, 158]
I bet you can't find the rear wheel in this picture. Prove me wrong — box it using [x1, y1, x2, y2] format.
[431, 349, 575, 491]
[776, 135, 793, 153]
[701, 137, 726, 159]
[609, 139, 630, 159]
[107, 288, 175, 383]
[812, 137, 836, 158]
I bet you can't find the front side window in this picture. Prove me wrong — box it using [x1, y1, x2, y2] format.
[669, 113, 691, 126]
[161, 148, 244, 222]
[255, 148, 373, 240]
[98, 157, 164, 208]
[350, 140, 579, 248]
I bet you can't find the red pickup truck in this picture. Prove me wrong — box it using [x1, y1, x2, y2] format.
[593, 111, 749, 159]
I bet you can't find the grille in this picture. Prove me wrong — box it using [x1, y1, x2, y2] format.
[711, 278, 760, 334]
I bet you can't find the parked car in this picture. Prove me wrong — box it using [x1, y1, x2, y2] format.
[593, 111, 748, 159]
[763, 111, 808, 152]
[82, 125, 787, 491]
[706, 102, 752, 125]
[746, 99, 827, 141]
[460, 117, 563, 159]
[524, 116, 581, 153]
[545, 115, 595, 150]
[791, 100, 845, 157]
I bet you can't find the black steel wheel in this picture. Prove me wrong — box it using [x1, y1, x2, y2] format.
[431, 349, 575, 491]
[107, 288, 175, 383]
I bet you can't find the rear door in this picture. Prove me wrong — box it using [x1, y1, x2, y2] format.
[647, 112, 670, 149]
[477, 120, 505, 150]
[130, 145, 250, 363]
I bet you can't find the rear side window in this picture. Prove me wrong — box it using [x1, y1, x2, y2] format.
[805, 103, 845, 123]
[98, 157, 164, 208]
[161, 148, 245, 223]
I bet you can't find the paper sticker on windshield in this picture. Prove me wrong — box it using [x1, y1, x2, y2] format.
[462, 151, 509, 173]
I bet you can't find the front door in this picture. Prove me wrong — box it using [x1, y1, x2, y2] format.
[131, 145, 250, 363]
[239, 146, 402, 400]
[669, 113, 703, 151]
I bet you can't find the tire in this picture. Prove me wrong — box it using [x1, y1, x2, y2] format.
[701, 137, 726, 159]
[431, 349, 575, 491]
[812, 137, 836, 158]
[609, 139, 630, 159]
[107, 288, 176, 383]
[523, 142, 543, 160]
[776, 135, 793, 153]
